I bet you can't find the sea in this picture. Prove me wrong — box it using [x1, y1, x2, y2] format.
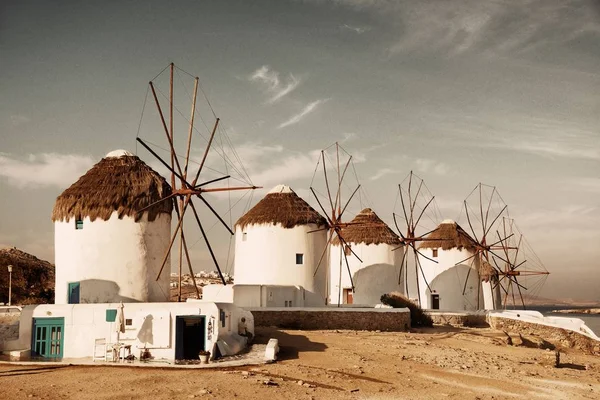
[529, 305, 600, 337]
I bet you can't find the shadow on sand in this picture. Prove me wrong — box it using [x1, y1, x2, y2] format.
[254, 327, 327, 360]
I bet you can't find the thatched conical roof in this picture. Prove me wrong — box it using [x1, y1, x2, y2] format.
[333, 208, 400, 246]
[235, 184, 328, 229]
[52, 150, 173, 223]
[418, 219, 477, 251]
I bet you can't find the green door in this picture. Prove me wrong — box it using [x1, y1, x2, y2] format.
[32, 317, 64, 359]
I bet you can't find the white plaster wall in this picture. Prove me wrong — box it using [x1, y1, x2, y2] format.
[418, 248, 482, 310]
[54, 212, 171, 304]
[3, 301, 252, 360]
[233, 224, 328, 306]
[328, 243, 403, 305]
[482, 280, 501, 310]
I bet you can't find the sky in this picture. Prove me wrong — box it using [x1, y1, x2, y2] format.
[1, 0, 599, 301]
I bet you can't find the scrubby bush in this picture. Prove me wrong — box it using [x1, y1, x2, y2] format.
[380, 292, 433, 328]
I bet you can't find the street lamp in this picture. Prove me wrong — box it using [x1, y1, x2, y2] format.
[7, 265, 13, 306]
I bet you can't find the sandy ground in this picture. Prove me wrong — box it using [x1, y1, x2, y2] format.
[1, 326, 599, 400]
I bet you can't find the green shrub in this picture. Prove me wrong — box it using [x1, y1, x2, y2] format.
[381, 292, 433, 328]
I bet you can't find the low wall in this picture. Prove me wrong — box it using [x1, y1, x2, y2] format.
[248, 307, 411, 331]
[427, 311, 488, 327]
[488, 315, 600, 356]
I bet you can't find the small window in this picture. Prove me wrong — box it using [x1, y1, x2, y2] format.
[75, 219, 83, 230]
[242, 232, 247, 241]
[220, 309, 225, 328]
[432, 249, 438, 257]
[106, 309, 117, 322]
[296, 253, 304, 265]
[125, 319, 133, 326]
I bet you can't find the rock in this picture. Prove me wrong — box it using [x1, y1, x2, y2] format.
[189, 395, 196, 399]
[263, 380, 278, 386]
[297, 380, 304, 386]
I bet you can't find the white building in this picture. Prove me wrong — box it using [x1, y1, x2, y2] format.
[228, 184, 329, 307]
[52, 150, 172, 304]
[1, 301, 253, 361]
[417, 219, 499, 311]
[329, 208, 404, 305]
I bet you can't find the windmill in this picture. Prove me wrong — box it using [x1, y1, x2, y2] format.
[494, 217, 550, 308]
[391, 171, 444, 306]
[135, 63, 260, 301]
[309, 142, 365, 305]
[456, 184, 549, 309]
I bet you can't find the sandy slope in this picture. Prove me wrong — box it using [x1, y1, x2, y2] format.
[0, 326, 598, 400]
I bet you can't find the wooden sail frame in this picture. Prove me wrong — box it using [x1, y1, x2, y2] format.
[309, 142, 364, 306]
[457, 184, 549, 309]
[136, 63, 260, 301]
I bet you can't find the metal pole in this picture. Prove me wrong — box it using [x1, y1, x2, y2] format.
[7, 265, 13, 306]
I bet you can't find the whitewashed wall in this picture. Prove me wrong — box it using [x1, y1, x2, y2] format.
[417, 247, 484, 310]
[328, 242, 403, 305]
[3, 302, 252, 360]
[234, 223, 328, 306]
[54, 212, 171, 304]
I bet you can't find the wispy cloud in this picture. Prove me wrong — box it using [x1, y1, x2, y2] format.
[278, 98, 329, 129]
[10, 114, 30, 127]
[249, 65, 301, 104]
[341, 24, 370, 34]
[0, 153, 94, 188]
[327, 0, 600, 61]
[570, 177, 600, 193]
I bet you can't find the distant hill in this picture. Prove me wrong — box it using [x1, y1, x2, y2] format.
[0, 247, 55, 305]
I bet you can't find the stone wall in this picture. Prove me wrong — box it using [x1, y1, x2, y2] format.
[488, 316, 600, 356]
[249, 307, 411, 331]
[427, 311, 489, 327]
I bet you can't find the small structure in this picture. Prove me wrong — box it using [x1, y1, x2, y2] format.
[329, 208, 403, 305]
[223, 185, 329, 307]
[1, 301, 253, 361]
[52, 150, 173, 304]
[417, 219, 497, 311]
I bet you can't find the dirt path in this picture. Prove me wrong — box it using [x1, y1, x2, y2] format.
[0, 327, 598, 399]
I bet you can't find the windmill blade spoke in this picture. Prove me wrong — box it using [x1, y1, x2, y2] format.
[489, 232, 514, 249]
[338, 235, 363, 263]
[413, 196, 435, 232]
[189, 200, 227, 285]
[398, 247, 407, 285]
[454, 252, 479, 266]
[183, 77, 199, 180]
[339, 184, 361, 220]
[149, 81, 186, 180]
[307, 227, 329, 234]
[136, 193, 177, 215]
[399, 185, 410, 234]
[181, 231, 201, 299]
[464, 200, 479, 243]
[321, 151, 336, 213]
[136, 138, 191, 187]
[191, 118, 220, 186]
[333, 155, 353, 213]
[314, 230, 334, 277]
[196, 195, 234, 235]
[415, 249, 433, 294]
[342, 248, 355, 290]
[484, 204, 508, 237]
[155, 200, 189, 281]
[415, 247, 439, 264]
[310, 187, 334, 226]
[392, 213, 407, 240]
[195, 175, 230, 188]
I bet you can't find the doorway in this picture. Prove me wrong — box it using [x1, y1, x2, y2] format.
[32, 317, 64, 359]
[175, 316, 206, 360]
[343, 288, 353, 304]
[431, 294, 440, 310]
[68, 282, 80, 304]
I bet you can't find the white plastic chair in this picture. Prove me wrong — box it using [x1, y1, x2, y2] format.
[92, 338, 114, 362]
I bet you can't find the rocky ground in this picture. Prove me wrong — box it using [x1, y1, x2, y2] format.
[1, 326, 599, 399]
